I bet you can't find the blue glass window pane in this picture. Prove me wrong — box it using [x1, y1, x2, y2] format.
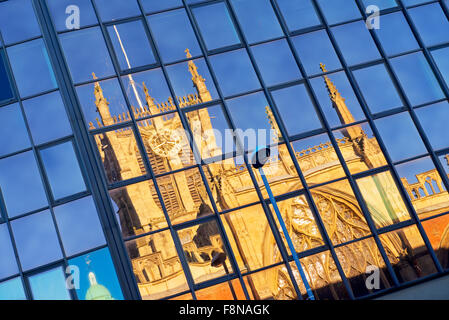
[353, 63, 403, 114]
[271, 84, 322, 136]
[108, 20, 156, 71]
[94, 0, 140, 22]
[54, 196, 106, 256]
[226, 92, 277, 150]
[0, 103, 30, 157]
[375, 112, 427, 162]
[60, 27, 115, 84]
[415, 101, 449, 151]
[391, 52, 444, 106]
[252, 39, 302, 86]
[277, 0, 321, 31]
[0, 50, 14, 103]
[68, 248, 124, 300]
[40, 141, 86, 200]
[0, 0, 41, 45]
[409, 3, 449, 47]
[193, 2, 240, 51]
[317, 0, 361, 24]
[0, 224, 19, 280]
[0, 151, 47, 217]
[121, 68, 174, 114]
[47, 0, 98, 31]
[432, 47, 449, 88]
[148, 9, 201, 63]
[375, 12, 419, 56]
[209, 49, 260, 97]
[29, 267, 70, 300]
[231, 0, 283, 43]
[403, 0, 435, 6]
[141, 0, 182, 13]
[165, 57, 220, 102]
[332, 21, 381, 66]
[0, 277, 26, 300]
[292, 30, 341, 76]
[310, 71, 365, 127]
[7, 39, 57, 98]
[11, 210, 62, 271]
[361, 0, 398, 10]
[76, 77, 128, 129]
[22, 91, 72, 145]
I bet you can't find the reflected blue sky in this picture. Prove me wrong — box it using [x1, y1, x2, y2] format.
[252, 39, 302, 87]
[271, 83, 322, 136]
[148, 9, 201, 63]
[227, 91, 276, 149]
[40, 141, 86, 200]
[54, 196, 106, 256]
[0, 151, 47, 217]
[47, 0, 98, 31]
[292, 30, 342, 76]
[432, 47, 449, 88]
[331, 21, 380, 66]
[166, 58, 218, 100]
[375, 112, 427, 162]
[22, 91, 72, 145]
[95, 0, 140, 22]
[69, 247, 124, 300]
[277, 0, 321, 32]
[310, 71, 365, 127]
[141, 0, 182, 13]
[77, 77, 128, 127]
[317, 0, 361, 24]
[0, 277, 26, 300]
[391, 52, 444, 106]
[108, 20, 156, 70]
[0, 223, 19, 280]
[375, 12, 419, 56]
[0, 103, 30, 157]
[122, 68, 172, 111]
[29, 266, 70, 300]
[361, 0, 398, 10]
[11, 210, 62, 271]
[353, 63, 403, 114]
[415, 101, 449, 151]
[7, 39, 57, 98]
[210, 49, 260, 97]
[193, 2, 240, 51]
[409, 3, 449, 47]
[396, 156, 444, 185]
[60, 27, 114, 84]
[231, 0, 283, 44]
[0, 0, 41, 45]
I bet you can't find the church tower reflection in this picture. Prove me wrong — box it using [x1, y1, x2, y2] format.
[89, 50, 449, 299]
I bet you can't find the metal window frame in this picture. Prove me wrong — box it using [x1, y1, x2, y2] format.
[0, 0, 448, 300]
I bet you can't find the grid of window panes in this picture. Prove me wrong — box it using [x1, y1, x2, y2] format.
[0, 0, 448, 300]
[0, 0, 124, 300]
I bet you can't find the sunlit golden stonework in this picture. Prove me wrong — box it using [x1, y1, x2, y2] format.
[89, 51, 449, 300]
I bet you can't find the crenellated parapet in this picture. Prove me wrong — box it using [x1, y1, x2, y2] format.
[401, 169, 447, 200]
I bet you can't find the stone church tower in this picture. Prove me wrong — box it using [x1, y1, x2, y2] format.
[89, 51, 449, 300]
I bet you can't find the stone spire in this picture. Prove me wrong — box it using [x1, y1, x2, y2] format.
[142, 81, 158, 115]
[93, 72, 114, 126]
[265, 106, 281, 143]
[319, 63, 364, 140]
[185, 48, 212, 103]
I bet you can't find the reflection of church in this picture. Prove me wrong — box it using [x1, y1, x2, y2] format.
[89, 49, 449, 300]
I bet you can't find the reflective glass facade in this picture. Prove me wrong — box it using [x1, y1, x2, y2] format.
[0, 0, 449, 300]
